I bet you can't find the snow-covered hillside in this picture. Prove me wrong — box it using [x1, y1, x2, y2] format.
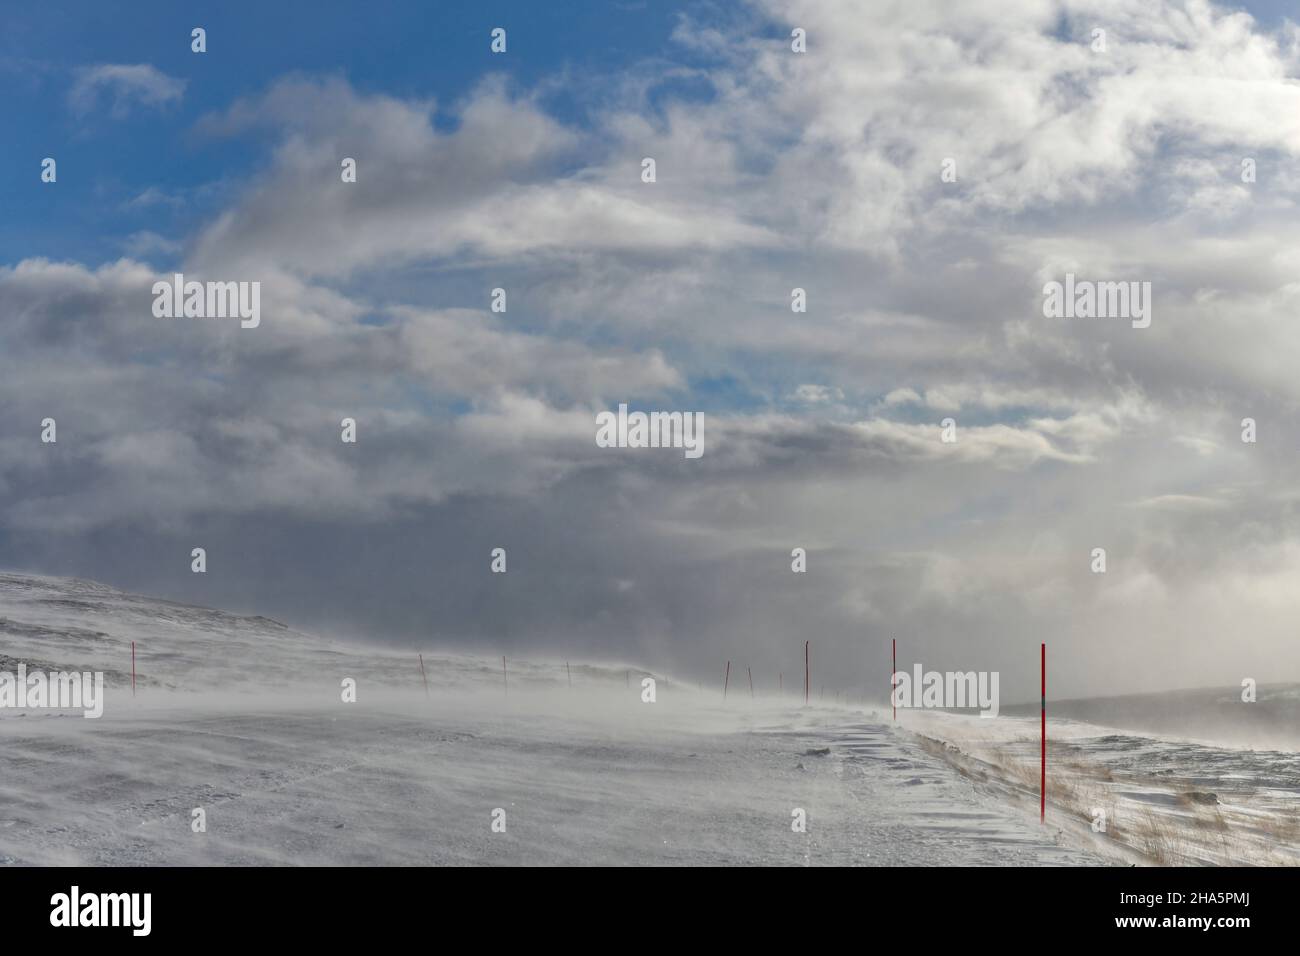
[0, 572, 1211, 866]
[902, 704, 1300, 867]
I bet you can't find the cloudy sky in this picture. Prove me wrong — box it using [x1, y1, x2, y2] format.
[3, 0, 1300, 700]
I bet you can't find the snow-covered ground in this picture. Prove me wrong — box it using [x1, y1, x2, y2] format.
[1, 696, 1115, 866]
[2, 572, 1291, 865]
[901, 704, 1300, 867]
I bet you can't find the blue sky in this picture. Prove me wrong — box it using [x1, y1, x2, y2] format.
[0, 0, 701, 265]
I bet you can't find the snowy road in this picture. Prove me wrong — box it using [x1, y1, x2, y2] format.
[0, 696, 1113, 866]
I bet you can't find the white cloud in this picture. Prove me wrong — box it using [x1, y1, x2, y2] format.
[68, 64, 185, 118]
[8, 1, 1300, 692]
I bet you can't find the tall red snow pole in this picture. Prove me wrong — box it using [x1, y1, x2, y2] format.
[131, 641, 136, 697]
[723, 660, 731, 699]
[502, 655, 508, 697]
[419, 653, 429, 697]
[804, 641, 809, 705]
[747, 666, 753, 698]
[566, 661, 571, 688]
[1041, 642, 1046, 822]
[892, 637, 896, 720]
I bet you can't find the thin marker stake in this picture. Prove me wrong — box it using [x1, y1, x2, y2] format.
[747, 666, 753, 699]
[892, 637, 896, 721]
[1041, 642, 1046, 822]
[502, 655, 508, 697]
[419, 653, 429, 698]
[566, 661, 571, 689]
[131, 641, 136, 697]
[723, 660, 731, 700]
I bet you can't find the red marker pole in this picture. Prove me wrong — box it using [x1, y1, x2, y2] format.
[892, 637, 896, 720]
[131, 641, 136, 697]
[723, 660, 731, 699]
[418, 654, 429, 697]
[566, 661, 571, 689]
[502, 655, 508, 697]
[747, 666, 753, 699]
[1040, 642, 1046, 822]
